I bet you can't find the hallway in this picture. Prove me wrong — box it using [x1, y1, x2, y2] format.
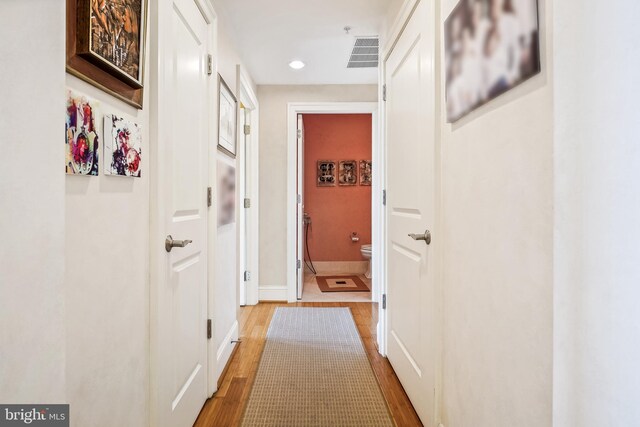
[2, 0, 640, 426]
[193, 303, 421, 426]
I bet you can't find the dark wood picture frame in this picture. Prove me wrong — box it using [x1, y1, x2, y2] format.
[66, 0, 148, 109]
[339, 160, 358, 186]
[217, 75, 238, 158]
[317, 160, 336, 187]
[359, 160, 372, 186]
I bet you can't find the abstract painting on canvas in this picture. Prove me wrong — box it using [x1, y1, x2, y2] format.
[65, 90, 100, 176]
[104, 114, 142, 177]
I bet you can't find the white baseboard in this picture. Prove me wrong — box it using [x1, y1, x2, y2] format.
[258, 286, 288, 301]
[215, 320, 239, 380]
[307, 261, 369, 275]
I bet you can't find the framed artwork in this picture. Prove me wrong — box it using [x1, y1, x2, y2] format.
[218, 76, 238, 157]
[104, 114, 142, 177]
[444, 0, 540, 122]
[66, 0, 148, 109]
[339, 161, 358, 186]
[217, 160, 236, 227]
[359, 160, 372, 186]
[66, 89, 100, 176]
[317, 161, 336, 187]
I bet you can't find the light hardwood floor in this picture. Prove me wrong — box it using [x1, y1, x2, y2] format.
[194, 302, 422, 427]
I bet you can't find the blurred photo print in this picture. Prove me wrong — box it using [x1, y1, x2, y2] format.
[445, 0, 540, 122]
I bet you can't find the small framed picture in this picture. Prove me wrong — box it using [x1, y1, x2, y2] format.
[339, 160, 358, 186]
[317, 161, 336, 187]
[217, 75, 237, 157]
[359, 160, 372, 186]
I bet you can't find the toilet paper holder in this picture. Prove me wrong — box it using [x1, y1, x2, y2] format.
[351, 232, 360, 242]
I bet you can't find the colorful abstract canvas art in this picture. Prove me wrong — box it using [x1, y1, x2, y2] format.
[104, 115, 142, 177]
[65, 90, 100, 176]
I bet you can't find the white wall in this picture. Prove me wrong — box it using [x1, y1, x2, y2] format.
[64, 72, 150, 426]
[438, 0, 553, 425]
[553, 1, 640, 426]
[256, 85, 378, 298]
[64, 20, 151, 427]
[63, 4, 152, 427]
[0, 0, 66, 404]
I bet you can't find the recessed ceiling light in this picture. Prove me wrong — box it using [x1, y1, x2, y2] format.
[289, 60, 305, 70]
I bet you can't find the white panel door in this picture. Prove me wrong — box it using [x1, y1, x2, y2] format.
[384, 1, 437, 425]
[296, 114, 305, 299]
[156, 0, 210, 426]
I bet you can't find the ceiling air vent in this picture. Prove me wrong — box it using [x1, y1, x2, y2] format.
[347, 37, 379, 68]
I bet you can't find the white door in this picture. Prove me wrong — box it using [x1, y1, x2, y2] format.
[296, 114, 305, 299]
[384, 1, 437, 425]
[154, 0, 210, 425]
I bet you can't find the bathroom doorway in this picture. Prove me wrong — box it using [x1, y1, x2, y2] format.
[297, 113, 374, 303]
[286, 102, 383, 348]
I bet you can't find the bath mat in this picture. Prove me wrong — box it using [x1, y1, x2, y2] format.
[240, 307, 393, 426]
[315, 275, 370, 293]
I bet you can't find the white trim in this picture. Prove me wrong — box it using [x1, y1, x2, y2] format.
[215, 320, 239, 378]
[236, 66, 260, 306]
[258, 286, 289, 301]
[381, 0, 420, 62]
[376, 0, 419, 359]
[205, 6, 219, 400]
[286, 103, 383, 328]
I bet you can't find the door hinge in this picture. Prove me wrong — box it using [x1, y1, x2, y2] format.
[207, 54, 213, 76]
[244, 124, 251, 135]
[207, 187, 212, 207]
[383, 84, 387, 102]
[297, 129, 302, 139]
[297, 259, 301, 269]
[207, 319, 212, 339]
[297, 194, 302, 204]
[244, 270, 251, 281]
[382, 294, 387, 310]
[383, 189, 387, 206]
[244, 198, 251, 208]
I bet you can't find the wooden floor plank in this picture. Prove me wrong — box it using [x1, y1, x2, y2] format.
[194, 302, 422, 426]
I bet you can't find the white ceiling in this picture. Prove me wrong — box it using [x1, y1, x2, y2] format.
[213, 0, 403, 85]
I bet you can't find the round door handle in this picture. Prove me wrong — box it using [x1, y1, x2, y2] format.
[408, 230, 431, 245]
[165, 235, 193, 252]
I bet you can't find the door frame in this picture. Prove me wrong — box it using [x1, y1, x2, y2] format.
[149, 0, 218, 423]
[285, 102, 383, 345]
[377, 0, 420, 358]
[236, 65, 260, 306]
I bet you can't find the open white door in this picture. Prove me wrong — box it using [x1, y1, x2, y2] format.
[384, 1, 437, 425]
[151, 0, 211, 425]
[296, 114, 305, 300]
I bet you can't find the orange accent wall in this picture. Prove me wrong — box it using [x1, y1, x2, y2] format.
[303, 114, 372, 262]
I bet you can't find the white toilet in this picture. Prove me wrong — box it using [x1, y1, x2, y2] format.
[360, 244, 372, 279]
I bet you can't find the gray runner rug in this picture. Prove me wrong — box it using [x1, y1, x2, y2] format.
[241, 307, 394, 426]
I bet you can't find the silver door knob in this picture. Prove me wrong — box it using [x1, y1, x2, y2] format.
[165, 235, 193, 252]
[408, 230, 431, 245]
